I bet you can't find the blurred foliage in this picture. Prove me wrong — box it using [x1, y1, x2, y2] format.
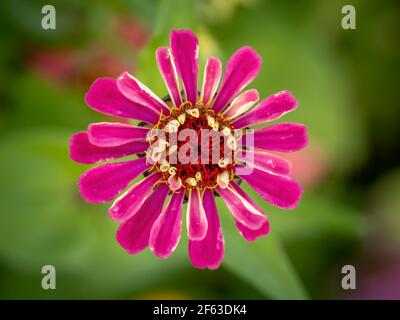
[0, 0, 399, 299]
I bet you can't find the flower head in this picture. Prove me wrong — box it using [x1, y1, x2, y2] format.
[70, 30, 308, 269]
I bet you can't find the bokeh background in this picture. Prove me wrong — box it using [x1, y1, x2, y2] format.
[0, 0, 399, 299]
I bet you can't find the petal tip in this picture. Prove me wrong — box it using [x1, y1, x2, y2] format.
[77, 171, 105, 204]
[238, 46, 262, 67]
[171, 29, 197, 38]
[69, 132, 93, 165]
[84, 77, 114, 108]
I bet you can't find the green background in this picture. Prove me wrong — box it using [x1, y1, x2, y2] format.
[0, 0, 399, 299]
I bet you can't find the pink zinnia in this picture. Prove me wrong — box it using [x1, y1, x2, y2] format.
[70, 30, 308, 269]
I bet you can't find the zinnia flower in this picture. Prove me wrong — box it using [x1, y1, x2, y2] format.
[70, 29, 307, 269]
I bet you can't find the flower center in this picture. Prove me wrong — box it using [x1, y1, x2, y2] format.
[147, 102, 240, 191]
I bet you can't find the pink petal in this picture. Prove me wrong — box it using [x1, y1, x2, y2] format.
[78, 157, 148, 203]
[70, 132, 148, 164]
[222, 89, 259, 120]
[85, 78, 160, 124]
[149, 190, 185, 258]
[217, 184, 267, 230]
[116, 183, 169, 254]
[88, 122, 149, 147]
[117, 72, 170, 114]
[189, 189, 224, 269]
[109, 172, 161, 221]
[156, 47, 182, 107]
[200, 56, 222, 106]
[186, 189, 208, 240]
[170, 30, 199, 104]
[236, 220, 270, 242]
[243, 123, 308, 152]
[237, 149, 292, 176]
[232, 90, 298, 128]
[237, 166, 302, 209]
[212, 46, 261, 113]
[230, 181, 270, 241]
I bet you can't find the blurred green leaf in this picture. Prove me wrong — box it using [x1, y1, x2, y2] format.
[209, 1, 368, 174]
[136, 0, 196, 96]
[0, 129, 187, 298]
[4, 73, 96, 133]
[0, 0, 92, 44]
[153, 0, 196, 36]
[270, 192, 366, 241]
[216, 198, 309, 299]
[369, 168, 400, 250]
[234, 182, 365, 244]
[231, 183, 365, 299]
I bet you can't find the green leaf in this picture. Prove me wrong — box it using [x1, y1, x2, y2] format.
[153, 0, 196, 37]
[209, 1, 367, 174]
[0, 0, 92, 44]
[0, 129, 187, 298]
[233, 182, 365, 243]
[223, 183, 365, 299]
[215, 198, 309, 299]
[369, 169, 400, 250]
[135, 0, 196, 96]
[5, 73, 96, 132]
[271, 193, 366, 242]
